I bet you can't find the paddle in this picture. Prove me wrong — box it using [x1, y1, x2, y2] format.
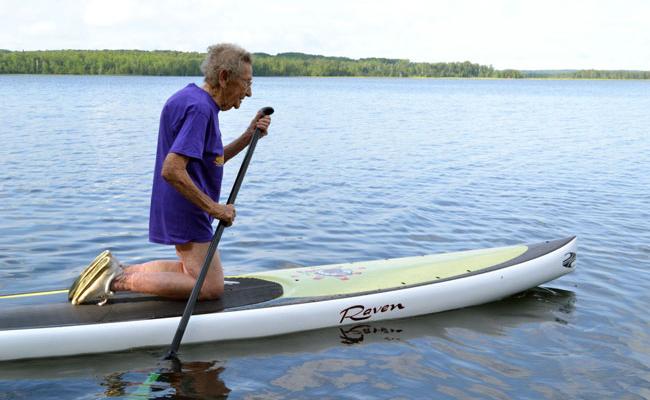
[164, 106, 274, 361]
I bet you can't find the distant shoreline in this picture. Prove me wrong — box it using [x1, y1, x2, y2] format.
[3, 74, 649, 82]
[1, 50, 648, 80]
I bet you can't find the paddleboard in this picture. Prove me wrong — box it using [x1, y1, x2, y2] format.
[0, 237, 576, 361]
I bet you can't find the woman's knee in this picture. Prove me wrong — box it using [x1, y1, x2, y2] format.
[199, 281, 224, 300]
[176, 242, 224, 300]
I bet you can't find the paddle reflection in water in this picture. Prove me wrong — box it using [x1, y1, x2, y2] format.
[101, 360, 230, 399]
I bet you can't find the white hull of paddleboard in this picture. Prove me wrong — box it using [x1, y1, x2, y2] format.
[0, 237, 576, 361]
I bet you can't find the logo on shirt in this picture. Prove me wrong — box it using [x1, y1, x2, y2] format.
[214, 155, 224, 166]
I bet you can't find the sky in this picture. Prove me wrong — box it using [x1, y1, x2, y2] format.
[1, 0, 648, 70]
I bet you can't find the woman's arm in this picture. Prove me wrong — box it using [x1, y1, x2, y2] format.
[161, 152, 235, 225]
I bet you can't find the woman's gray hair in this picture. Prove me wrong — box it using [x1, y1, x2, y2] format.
[201, 43, 252, 88]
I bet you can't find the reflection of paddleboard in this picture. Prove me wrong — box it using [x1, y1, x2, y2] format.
[0, 237, 576, 361]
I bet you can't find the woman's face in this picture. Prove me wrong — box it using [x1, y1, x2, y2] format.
[219, 63, 253, 111]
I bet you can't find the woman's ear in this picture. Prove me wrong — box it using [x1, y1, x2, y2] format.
[218, 69, 229, 88]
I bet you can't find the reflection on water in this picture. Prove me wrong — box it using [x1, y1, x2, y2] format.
[90, 358, 230, 399]
[123, 361, 230, 400]
[339, 325, 404, 345]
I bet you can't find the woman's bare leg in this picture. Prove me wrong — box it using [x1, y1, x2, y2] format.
[124, 260, 184, 274]
[111, 242, 224, 300]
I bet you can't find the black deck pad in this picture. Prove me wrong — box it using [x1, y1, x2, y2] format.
[0, 277, 282, 330]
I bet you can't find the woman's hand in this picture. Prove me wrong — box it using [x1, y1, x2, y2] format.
[210, 203, 236, 227]
[246, 112, 272, 138]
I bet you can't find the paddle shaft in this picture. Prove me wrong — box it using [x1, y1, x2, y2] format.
[165, 106, 274, 360]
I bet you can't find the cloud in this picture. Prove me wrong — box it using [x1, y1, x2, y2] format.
[0, 0, 648, 69]
[21, 22, 58, 36]
[82, 0, 153, 27]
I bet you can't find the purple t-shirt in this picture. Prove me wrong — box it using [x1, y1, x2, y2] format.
[149, 83, 224, 245]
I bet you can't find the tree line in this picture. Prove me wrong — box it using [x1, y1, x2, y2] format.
[0, 50, 647, 79]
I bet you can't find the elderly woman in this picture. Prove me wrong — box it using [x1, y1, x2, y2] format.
[69, 43, 271, 305]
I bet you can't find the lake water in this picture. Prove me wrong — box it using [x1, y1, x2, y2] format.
[0, 75, 649, 399]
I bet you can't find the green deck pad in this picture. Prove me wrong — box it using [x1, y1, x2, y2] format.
[240, 245, 528, 298]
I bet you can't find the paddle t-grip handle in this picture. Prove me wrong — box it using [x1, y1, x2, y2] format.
[259, 106, 274, 116]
